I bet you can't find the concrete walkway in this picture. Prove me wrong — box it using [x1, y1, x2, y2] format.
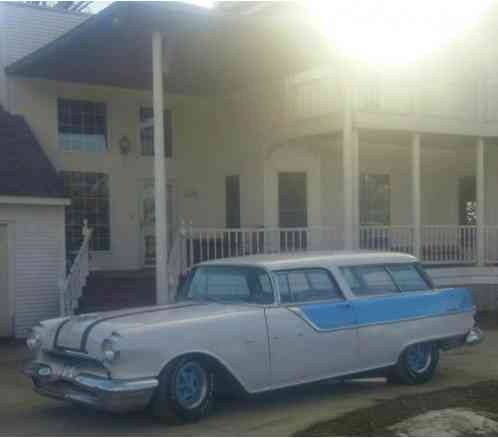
[0, 331, 497, 436]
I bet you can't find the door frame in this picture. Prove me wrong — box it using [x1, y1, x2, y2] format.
[137, 179, 176, 268]
[0, 220, 15, 338]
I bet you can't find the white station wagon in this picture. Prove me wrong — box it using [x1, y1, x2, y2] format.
[24, 252, 481, 421]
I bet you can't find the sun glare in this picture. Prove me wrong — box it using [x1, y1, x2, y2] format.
[305, 0, 495, 66]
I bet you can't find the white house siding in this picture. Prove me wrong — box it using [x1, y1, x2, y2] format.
[0, 3, 88, 109]
[0, 203, 65, 337]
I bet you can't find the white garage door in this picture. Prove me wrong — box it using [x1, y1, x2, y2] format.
[0, 225, 10, 337]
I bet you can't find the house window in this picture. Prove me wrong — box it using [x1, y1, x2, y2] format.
[58, 99, 107, 152]
[62, 172, 110, 253]
[225, 175, 240, 228]
[360, 174, 391, 225]
[459, 176, 476, 225]
[278, 172, 307, 227]
[140, 107, 173, 157]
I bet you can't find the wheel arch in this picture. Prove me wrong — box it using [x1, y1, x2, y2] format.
[159, 350, 250, 396]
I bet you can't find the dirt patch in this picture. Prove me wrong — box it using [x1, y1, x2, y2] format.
[298, 381, 498, 437]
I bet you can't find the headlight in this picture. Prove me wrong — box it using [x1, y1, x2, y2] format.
[26, 326, 43, 352]
[101, 337, 120, 363]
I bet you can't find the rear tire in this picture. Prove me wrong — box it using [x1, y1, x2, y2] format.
[388, 342, 439, 385]
[152, 357, 215, 422]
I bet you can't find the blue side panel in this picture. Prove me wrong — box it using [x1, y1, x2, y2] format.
[296, 288, 474, 331]
[353, 288, 474, 326]
[296, 302, 356, 330]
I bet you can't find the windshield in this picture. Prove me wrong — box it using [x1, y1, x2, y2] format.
[178, 266, 275, 305]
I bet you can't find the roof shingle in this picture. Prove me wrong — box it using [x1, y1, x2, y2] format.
[0, 108, 64, 199]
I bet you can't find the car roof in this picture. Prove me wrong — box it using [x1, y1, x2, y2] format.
[197, 251, 418, 271]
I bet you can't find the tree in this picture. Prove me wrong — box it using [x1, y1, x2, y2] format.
[24, 2, 93, 12]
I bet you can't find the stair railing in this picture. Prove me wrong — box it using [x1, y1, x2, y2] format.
[166, 220, 189, 302]
[59, 220, 93, 316]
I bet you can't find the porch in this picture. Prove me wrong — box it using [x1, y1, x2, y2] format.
[6, 3, 498, 315]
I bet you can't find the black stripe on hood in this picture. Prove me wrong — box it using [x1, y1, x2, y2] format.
[79, 303, 205, 352]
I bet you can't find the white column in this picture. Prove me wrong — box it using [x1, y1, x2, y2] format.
[152, 32, 169, 305]
[476, 137, 485, 266]
[412, 133, 422, 259]
[342, 73, 359, 250]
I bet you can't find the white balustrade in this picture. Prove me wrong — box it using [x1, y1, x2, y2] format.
[59, 220, 93, 316]
[421, 225, 477, 264]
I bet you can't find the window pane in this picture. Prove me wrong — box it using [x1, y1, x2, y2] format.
[225, 175, 240, 228]
[63, 171, 110, 254]
[277, 273, 291, 303]
[276, 269, 343, 303]
[360, 174, 390, 226]
[184, 266, 274, 305]
[387, 264, 429, 292]
[58, 99, 107, 152]
[341, 266, 398, 296]
[139, 107, 173, 158]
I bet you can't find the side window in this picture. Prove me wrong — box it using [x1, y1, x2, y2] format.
[341, 266, 398, 296]
[276, 272, 291, 303]
[276, 269, 343, 303]
[386, 264, 430, 292]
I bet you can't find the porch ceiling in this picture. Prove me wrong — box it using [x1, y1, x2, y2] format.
[6, 2, 336, 95]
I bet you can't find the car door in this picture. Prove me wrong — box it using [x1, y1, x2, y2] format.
[265, 267, 359, 388]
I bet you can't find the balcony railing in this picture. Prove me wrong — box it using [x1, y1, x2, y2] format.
[421, 226, 477, 264]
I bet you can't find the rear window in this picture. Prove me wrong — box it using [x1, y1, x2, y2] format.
[386, 264, 431, 292]
[340, 263, 431, 297]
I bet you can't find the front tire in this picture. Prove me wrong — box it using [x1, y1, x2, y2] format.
[388, 342, 439, 385]
[152, 357, 215, 422]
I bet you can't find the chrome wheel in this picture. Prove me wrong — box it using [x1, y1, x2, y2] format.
[174, 361, 208, 410]
[405, 343, 432, 374]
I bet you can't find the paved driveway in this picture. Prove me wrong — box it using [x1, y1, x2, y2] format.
[1, 331, 497, 437]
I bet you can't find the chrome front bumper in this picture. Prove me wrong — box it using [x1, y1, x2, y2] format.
[24, 362, 158, 414]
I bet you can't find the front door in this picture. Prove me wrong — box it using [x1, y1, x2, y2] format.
[140, 180, 174, 267]
[266, 268, 358, 387]
[278, 172, 308, 251]
[0, 225, 10, 337]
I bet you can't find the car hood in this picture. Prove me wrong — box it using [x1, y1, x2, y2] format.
[52, 302, 242, 353]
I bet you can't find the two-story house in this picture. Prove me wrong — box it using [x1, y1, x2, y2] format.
[1, 1, 497, 337]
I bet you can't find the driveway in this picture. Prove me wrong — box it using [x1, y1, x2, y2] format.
[1, 331, 497, 437]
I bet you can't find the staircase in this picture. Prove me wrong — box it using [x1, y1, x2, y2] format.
[76, 270, 156, 314]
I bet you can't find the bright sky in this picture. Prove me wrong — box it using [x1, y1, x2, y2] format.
[90, 0, 495, 66]
[305, 0, 495, 66]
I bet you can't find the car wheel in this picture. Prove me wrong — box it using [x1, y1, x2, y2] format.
[389, 341, 439, 385]
[152, 357, 215, 422]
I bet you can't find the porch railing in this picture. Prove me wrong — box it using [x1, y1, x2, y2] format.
[59, 221, 93, 316]
[166, 225, 341, 280]
[485, 226, 498, 264]
[166, 223, 498, 292]
[421, 225, 477, 264]
[359, 226, 414, 254]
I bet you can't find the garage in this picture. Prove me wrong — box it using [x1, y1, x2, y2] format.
[0, 108, 69, 337]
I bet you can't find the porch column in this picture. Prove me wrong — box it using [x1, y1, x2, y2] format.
[412, 133, 422, 259]
[476, 137, 486, 266]
[152, 32, 169, 305]
[342, 73, 359, 250]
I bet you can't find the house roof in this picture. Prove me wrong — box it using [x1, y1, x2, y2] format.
[0, 108, 64, 199]
[5, 1, 336, 94]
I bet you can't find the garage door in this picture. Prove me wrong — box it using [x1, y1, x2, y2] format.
[0, 225, 10, 337]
